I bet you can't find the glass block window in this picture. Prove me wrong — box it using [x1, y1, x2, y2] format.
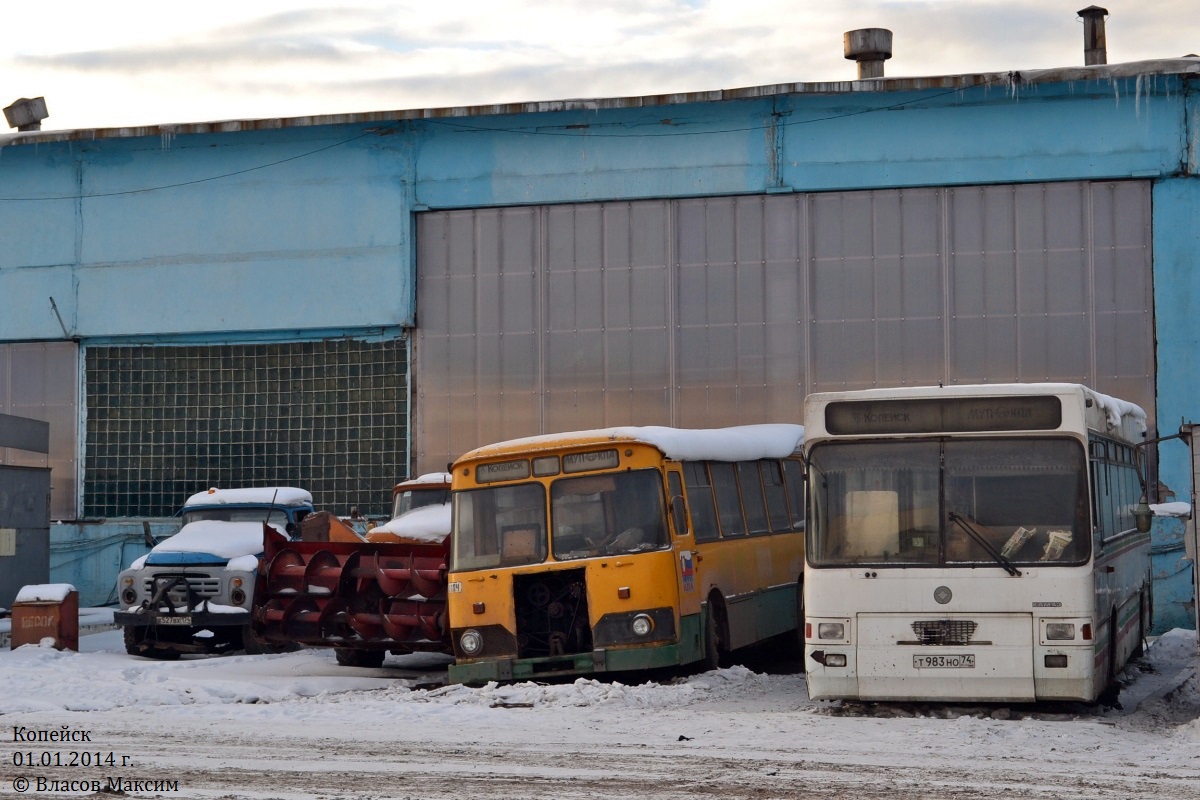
[85, 338, 407, 518]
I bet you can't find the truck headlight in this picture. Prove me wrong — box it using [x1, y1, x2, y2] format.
[459, 629, 483, 655]
[121, 588, 137, 605]
[818, 622, 845, 640]
[230, 587, 247, 606]
[1045, 623, 1076, 641]
[631, 614, 654, 637]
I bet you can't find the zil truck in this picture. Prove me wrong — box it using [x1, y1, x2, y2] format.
[115, 487, 315, 659]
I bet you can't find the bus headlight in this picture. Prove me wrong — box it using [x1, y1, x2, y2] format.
[818, 622, 845, 640]
[1045, 623, 1076, 641]
[631, 614, 654, 637]
[459, 629, 483, 655]
[824, 653, 847, 667]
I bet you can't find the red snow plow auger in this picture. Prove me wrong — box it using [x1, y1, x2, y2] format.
[252, 525, 452, 658]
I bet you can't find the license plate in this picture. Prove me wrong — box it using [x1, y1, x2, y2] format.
[158, 616, 192, 626]
[913, 653, 975, 669]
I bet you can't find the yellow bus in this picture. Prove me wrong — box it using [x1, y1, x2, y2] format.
[446, 424, 807, 684]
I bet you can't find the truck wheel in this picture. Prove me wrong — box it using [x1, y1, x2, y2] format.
[334, 648, 385, 668]
[124, 626, 180, 661]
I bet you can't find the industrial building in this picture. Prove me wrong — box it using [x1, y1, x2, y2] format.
[0, 17, 1196, 629]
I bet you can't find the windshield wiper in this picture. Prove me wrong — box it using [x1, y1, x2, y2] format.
[947, 512, 1022, 577]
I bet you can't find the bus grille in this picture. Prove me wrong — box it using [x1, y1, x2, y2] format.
[910, 619, 977, 646]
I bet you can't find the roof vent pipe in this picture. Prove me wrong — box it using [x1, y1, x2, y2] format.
[3, 97, 48, 131]
[1078, 6, 1108, 66]
[844, 28, 893, 79]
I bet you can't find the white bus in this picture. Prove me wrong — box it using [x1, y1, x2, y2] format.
[802, 383, 1153, 703]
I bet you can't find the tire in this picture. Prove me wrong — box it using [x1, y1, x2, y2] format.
[334, 648, 386, 668]
[1098, 613, 1121, 706]
[1130, 590, 1147, 660]
[702, 598, 728, 671]
[123, 626, 181, 661]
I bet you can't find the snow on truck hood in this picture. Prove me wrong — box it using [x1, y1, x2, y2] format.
[144, 519, 282, 565]
[369, 503, 451, 544]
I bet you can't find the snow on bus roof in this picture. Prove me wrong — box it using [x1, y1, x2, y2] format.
[183, 487, 313, 508]
[463, 424, 805, 463]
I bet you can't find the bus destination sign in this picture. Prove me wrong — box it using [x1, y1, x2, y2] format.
[476, 459, 531, 483]
[826, 395, 1063, 435]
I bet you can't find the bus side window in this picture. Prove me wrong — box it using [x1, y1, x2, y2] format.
[761, 460, 790, 532]
[684, 461, 720, 543]
[737, 461, 770, 535]
[667, 471, 688, 536]
[710, 462, 746, 537]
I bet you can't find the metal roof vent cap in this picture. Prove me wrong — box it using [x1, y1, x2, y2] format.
[844, 28, 893, 79]
[4, 97, 48, 131]
[1078, 6, 1109, 66]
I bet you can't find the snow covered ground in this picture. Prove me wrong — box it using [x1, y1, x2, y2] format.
[1, 621, 1197, 799]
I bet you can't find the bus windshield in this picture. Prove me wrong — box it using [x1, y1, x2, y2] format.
[550, 469, 669, 560]
[452, 483, 547, 572]
[808, 437, 1089, 568]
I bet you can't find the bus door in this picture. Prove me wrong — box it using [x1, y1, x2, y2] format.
[667, 468, 701, 619]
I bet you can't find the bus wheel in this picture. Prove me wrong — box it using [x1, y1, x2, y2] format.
[1099, 613, 1121, 707]
[1131, 589, 1148, 660]
[703, 598, 728, 671]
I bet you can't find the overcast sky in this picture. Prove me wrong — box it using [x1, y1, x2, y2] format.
[2, 1, 1195, 133]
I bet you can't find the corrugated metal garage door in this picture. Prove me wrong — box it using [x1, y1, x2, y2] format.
[415, 181, 1153, 472]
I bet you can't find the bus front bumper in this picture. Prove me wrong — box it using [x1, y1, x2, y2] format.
[449, 643, 685, 685]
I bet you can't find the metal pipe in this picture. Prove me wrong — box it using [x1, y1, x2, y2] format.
[1078, 6, 1109, 66]
[844, 28, 893, 79]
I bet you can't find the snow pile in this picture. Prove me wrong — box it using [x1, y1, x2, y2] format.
[14, 583, 76, 603]
[368, 503, 451, 543]
[1151, 502, 1191, 518]
[0, 642, 392, 713]
[1087, 388, 1148, 433]
[410, 665, 766, 709]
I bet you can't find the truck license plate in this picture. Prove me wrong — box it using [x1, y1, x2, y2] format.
[913, 654, 975, 669]
[158, 616, 192, 626]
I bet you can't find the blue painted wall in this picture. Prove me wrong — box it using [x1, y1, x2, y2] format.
[0, 69, 1194, 624]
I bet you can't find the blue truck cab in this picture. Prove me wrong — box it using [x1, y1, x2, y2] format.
[114, 487, 314, 658]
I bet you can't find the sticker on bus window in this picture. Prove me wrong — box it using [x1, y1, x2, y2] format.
[680, 550, 695, 592]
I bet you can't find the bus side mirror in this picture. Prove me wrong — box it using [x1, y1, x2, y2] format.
[1134, 496, 1153, 534]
